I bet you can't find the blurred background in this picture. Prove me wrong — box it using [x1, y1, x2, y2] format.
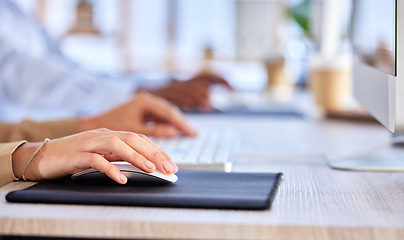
[11, 0, 351, 90]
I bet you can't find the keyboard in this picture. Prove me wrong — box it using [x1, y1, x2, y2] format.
[152, 130, 239, 172]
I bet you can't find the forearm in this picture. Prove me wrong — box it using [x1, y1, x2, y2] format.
[0, 119, 80, 142]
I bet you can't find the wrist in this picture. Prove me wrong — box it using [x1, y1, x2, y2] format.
[12, 142, 41, 180]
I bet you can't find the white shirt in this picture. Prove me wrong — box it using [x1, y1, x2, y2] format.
[0, 0, 142, 122]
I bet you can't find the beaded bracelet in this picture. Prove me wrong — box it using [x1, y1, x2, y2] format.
[22, 138, 50, 181]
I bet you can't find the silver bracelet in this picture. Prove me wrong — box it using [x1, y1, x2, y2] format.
[22, 138, 50, 181]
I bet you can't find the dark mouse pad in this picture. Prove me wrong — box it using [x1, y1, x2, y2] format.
[6, 171, 282, 210]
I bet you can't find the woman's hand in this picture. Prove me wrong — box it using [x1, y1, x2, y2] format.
[79, 92, 197, 138]
[12, 128, 178, 184]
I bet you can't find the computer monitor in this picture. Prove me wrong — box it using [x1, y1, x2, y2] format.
[326, 0, 404, 171]
[352, 0, 403, 133]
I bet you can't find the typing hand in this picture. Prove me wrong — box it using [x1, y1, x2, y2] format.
[79, 92, 197, 138]
[148, 72, 232, 111]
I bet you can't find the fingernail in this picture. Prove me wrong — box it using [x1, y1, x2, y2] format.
[171, 162, 179, 172]
[163, 161, 174, 173]
[144, 160, 155, 170]
[119, 173, 127, 184]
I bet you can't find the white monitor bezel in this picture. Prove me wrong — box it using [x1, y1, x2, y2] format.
[353, 0, 404, 133]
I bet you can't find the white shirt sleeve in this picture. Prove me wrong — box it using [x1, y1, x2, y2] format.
[0, 38, 137, 119]
[0, 1, 139, 122]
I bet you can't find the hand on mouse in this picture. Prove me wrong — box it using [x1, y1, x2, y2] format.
[79, 91, 197, 138]
[11, 128, 178, 184]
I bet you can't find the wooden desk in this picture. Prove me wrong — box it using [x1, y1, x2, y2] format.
[1, 115, 404, 240]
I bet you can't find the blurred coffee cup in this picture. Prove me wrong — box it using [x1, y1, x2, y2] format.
[309, 55, 352, 111]
[264, 57, 293, 103]
[265, 57, 290, 89]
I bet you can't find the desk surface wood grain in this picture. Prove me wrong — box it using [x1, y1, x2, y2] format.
[1, 116, 404, 240]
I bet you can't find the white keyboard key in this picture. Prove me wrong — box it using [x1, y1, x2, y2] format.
[213, 154, 229, 163]
[153, 129, 239, 172]
[198, 155, 213, 164]
[182, 155, 199, 164]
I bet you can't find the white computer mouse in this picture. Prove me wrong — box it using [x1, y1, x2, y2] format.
[71, 161, 178, 184]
